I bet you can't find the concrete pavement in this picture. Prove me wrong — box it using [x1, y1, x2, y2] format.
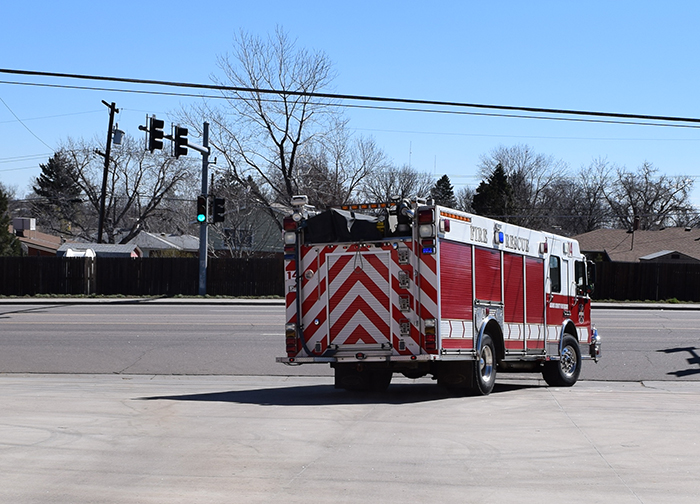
[1, 374, 698, 503]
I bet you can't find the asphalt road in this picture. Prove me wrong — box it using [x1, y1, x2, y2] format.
[1, 301, 700, 381]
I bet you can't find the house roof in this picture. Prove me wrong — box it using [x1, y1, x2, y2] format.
[57, 243, 142, 258]
[637, 250, 700, 263]
[14, 228, 62, 255]
[128, 232, 199, 252]
[574, 227, 700, 262]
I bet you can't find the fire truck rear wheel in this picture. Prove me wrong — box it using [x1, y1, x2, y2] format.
[542, 334, 581, 387]
[370, 370, 393, 392]
[334, 364, 392, 392]
[472, 334, 497, 395]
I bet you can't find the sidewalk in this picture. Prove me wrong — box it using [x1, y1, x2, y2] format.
[0, 374, 698, 503]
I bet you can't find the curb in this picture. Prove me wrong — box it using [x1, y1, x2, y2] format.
[0, 297, 285, 306]
[1, 298, 698, 309]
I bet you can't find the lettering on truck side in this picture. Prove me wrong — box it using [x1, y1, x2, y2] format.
[504, 234, 529, 253]
[470, 225, 488, 243]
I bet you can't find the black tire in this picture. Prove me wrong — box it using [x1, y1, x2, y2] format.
[370, 369, 393, 392]
[542, 334, 581, 387]
[472, 334, 497, 395]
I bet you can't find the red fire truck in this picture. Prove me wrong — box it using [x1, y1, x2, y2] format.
[277, 196, 601, 395]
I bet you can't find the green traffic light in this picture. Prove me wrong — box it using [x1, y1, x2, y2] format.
[197, 214, 206, 223]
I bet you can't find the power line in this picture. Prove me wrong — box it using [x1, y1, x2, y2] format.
[0, 109, 103, 125]
[4, 78, 700, 131]
[2, 68, 700, 129]
[0, 96, 54, 150]
[0, 153, 52, 163]
[0, 165, 42, 172]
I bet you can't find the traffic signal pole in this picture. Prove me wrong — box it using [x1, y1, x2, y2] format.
[197, 122, 210, 296]
[140, 116, 210, 295]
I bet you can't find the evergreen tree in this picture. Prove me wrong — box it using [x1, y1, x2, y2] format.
[471, 164, 515, 221]
[0, 184, 21, 256]
[31, 151, 82, 234]
[431, 174, 457, 207]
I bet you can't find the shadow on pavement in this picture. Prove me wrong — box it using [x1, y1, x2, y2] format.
[138, 381, 538, 406]
[658, 347, 700, 377]
[0, 304, 73, 317]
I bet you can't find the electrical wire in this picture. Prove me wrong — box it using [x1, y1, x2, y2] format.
[4, 79, 700, 132]
[2, 68, 700, 129]
[0, 96, 54, 150]
[0, 109, 103, 125]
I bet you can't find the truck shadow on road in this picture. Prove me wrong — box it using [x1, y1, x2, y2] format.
[658, 347, 700, 377]
[139, 381, 538, 406]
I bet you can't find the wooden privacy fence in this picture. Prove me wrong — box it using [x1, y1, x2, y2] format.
[592, 261, 700, 302]
[0, 257, 95, 296]
[0, 257, 284, 297]
[1, 257, 699, 301]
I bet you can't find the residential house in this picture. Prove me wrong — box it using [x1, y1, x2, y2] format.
[574, 227, 700, 264]
[11, 218, 62, 256]
[209, 203, 283, 257]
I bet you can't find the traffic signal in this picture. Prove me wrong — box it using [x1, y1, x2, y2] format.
[196, 195, 208, 223]
[174, 126, 188, 158]
[213, 197, 226, 223]
[148, 117, 165, 152]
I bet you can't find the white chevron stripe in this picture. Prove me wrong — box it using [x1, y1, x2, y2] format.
[331, 309, 389, 344]
[328, 282, 389, 322]
[328, 255, 388, 290]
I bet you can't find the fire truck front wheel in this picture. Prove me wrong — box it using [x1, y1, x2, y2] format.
[472, 334, 497, 395]
[542, 334, 582, 387]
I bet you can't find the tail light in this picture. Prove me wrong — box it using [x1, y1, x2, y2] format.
[424, 318, 437, 352]
[285, 323, 299, 354]
[283, 217, 297, 255]
[418, 208, 433, 223]
[418, 208, 436, 254]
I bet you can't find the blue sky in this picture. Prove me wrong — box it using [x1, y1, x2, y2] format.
[2, 1, 699, 203]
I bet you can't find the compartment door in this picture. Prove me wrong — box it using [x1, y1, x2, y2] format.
[327, 251, 391, 346]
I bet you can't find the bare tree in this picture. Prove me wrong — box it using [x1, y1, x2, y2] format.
[359, 164, 434, 202]
[603, 161, 695, 230]
[454, 186, 475, 213]
[61, 135, 195, 243]
[181, 27, 366, 229]
[282, 119, 389, 208]
[538, 158, 613, 235]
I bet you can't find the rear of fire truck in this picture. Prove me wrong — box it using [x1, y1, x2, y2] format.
[278, 195, 445, 392]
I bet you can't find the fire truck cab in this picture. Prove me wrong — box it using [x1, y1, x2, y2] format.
[278, 196, 601, 395]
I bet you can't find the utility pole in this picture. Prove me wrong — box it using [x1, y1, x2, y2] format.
[97, 101, 118, 243]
